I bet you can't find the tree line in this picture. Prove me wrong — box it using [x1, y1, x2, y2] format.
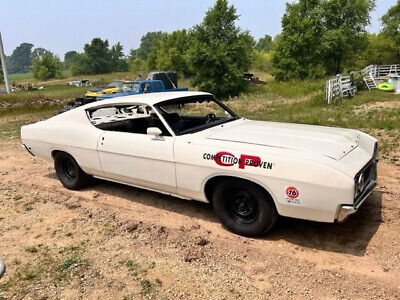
[2, 0, 399, 97]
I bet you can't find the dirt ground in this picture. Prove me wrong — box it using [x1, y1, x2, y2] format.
[0, 138, 399, 299]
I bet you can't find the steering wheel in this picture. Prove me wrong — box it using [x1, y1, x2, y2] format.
[205, 113, 217, 124]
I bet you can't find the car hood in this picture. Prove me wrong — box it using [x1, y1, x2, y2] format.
[206, 120, 360, 160]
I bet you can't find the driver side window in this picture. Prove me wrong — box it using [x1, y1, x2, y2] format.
[87, 104, 171, 136]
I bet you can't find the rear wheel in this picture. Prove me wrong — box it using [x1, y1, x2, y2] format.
[54, 152, 92, 190]
[212, 178, 278, 236]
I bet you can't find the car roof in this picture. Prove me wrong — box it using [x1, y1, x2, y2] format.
[82, 91, 212, 108]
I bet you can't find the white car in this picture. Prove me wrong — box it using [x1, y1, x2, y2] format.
[21, 92, 378, 236]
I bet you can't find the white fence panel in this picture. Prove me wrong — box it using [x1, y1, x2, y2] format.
[326, 75, 357, 104]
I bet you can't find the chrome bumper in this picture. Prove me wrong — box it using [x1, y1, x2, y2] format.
[336, 179, 377, 222]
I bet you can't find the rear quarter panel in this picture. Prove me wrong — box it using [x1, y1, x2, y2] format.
[21, 111, 103, 176]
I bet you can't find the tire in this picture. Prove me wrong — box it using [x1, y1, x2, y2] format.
[212, 178, 278, 236]
[54, 152, 92, 190]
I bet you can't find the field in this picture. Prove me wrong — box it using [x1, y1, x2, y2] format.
[0, 73, 400, 299]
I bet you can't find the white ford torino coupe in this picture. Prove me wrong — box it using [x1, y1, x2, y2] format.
[21, 92, 378, 236]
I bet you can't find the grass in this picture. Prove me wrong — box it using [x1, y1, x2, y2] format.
[1, 71, 399, 159]
[59, 255, 80, 270]
[140, 279, 153, 295]
[8, 72, 34, 81]
[25, 246, 38, 253]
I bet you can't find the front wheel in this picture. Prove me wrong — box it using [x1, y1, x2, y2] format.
[54, 152, 92, 190]
[213, 179, 278, 236]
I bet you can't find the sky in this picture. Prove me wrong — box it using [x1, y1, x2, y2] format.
[0, 0, 397, 58]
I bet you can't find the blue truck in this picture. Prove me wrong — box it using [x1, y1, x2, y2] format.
[97, 80, 188, 100]
[58, 72, 188, 114]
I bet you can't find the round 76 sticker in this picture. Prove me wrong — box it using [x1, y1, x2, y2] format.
[285, 186, 300, 204]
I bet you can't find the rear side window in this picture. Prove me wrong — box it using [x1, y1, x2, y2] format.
[153, 81, 163, 91]
[86, 105, 171, 136]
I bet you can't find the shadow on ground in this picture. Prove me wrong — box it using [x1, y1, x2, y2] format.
[267, 191, 383, 256]
[45, 173, 382, 257]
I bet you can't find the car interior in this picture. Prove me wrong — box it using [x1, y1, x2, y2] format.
[87, 105, 171, 136]
[156, 96, 238, 135]
[86, 97, 238, 136]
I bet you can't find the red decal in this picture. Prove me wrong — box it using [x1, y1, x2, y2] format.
[214, 151, 235, 167]
[286, 186, 299, 199]
[239, 154, 261, 169]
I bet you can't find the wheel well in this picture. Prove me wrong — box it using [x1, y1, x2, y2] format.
[51, 150, 68, 160]
[51, 150, 61, 159]
[204, 176, 274, 204]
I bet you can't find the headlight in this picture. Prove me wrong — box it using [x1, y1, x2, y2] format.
[355, 173, 365, 197]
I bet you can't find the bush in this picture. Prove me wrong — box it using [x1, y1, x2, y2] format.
[252, 51, 273, 73]
[70, 54, 88, 76]
[31, 52, 62, 80]
[129, 58, 148, 74]
[351, 72, 366, 91]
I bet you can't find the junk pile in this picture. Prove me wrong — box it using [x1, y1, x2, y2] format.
[326, 64, 400, 103]
[244, 73, 267, 85]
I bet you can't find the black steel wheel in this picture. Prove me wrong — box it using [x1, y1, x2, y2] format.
[213, 178, 278, 236]
[227, 190, 258, 224]
[54, 152, 92, 190]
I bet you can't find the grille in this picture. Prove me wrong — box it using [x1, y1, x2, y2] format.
[354, 143, 378, 202]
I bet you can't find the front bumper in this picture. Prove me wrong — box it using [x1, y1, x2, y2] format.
[336, 173, 377, 222]
[85, 92, 101, 97]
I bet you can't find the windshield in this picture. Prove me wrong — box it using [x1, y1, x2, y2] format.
[155, 96, 238, 135]
[107, 81, 123, 88]
[122, 82, 140, 92]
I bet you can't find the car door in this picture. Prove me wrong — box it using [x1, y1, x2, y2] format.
[97, 130, 176, 193]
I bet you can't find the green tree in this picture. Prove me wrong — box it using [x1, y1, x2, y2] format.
[356, 33, 398, 67]
[8, 42, 34, 73]
[148, 30, 192, 76]
[31, 52, 62, 80]
[381, 0, 400, 60]
[31, 47, 49, 59]
[272, 0, 325, 81]
[188, 0, 254, 98]
[110, 42, 128, 72]
[131, 31, 165, 60]
[64, 50, 78, 69]
[320, 0, 374, 74]
[129, 58, 148, 73]
[70, 54, 88, 76]
[81, 38, 112, 74]
[252, 51, 273, 72]
[255, 34, 273, 52]
[273, 0, 375, 80]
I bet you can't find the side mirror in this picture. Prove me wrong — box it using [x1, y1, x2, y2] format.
[147, 127, 163, 140]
